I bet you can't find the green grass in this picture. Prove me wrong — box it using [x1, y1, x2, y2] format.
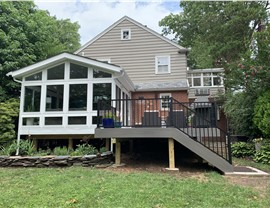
[0, 167, 269, 208]
[233, 157, 270, 172]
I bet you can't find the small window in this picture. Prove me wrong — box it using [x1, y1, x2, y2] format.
[68, 116, 87, 125]
[22, 117, 39, 126]
[193, 78, 201, 87]
[25, 72, 42, 81]
[155, 56, 170, 74]
[213, 77, 222, 86]
[70, 63, 88, 79]
[160, 93, 171, 109]
[93, 69, 112, 78]
[121, 29, 131, 40]
[47, 64, 65, 80]
[45, 117, 62, 125]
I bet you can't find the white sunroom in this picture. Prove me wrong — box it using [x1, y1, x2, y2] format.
[7, 53, 134, 147]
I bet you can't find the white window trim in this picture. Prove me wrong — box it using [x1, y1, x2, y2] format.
[155, 55, 171, 74]
[188, 72, 224, 88]
[121, 29, 131, 40]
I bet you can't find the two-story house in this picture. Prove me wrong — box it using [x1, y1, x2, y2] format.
[7, 16, 232, 172]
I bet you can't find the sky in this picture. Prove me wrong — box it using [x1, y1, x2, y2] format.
[34, 0, 181, 45]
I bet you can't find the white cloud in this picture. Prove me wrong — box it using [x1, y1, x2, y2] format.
[34, 1, 181, 45]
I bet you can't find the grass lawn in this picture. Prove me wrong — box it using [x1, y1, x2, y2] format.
[0, 167, 269, 208]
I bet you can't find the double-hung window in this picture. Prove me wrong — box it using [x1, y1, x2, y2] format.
[155, 56, 170, 74]
[160, 93, 171, 109]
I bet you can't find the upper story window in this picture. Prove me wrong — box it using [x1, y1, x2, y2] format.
[121, 29, 131, 40]
[47, 64, 65, 80]
[188, 72, 223, 87]
[155, 56, 171, 74]
[70, 63, 88, 79]
[25, 72, 42, 81]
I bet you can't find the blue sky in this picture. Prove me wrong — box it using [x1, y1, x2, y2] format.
[35, 0, 181, 45]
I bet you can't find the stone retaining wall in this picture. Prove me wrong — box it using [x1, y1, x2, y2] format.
[0, 152, 113, 168]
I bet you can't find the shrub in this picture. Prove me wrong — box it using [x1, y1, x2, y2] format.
[253, 139, 270, 164]
[231, 142, 255, 158]
[36, 148, 51, 156]
[0, 146, 9, 155]
[7, 139, 34, 156]
[71, 144, 97, 156]
[53, 147, 71, 156]
[99, 147, 108, 154]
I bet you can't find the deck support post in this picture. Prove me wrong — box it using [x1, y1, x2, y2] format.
[115, 139, 121, 165]
[68, 137, 73, 150]
[166, 138, 179, 171]
[105, 138, 110, 151]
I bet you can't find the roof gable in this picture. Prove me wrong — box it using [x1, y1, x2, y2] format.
[7, 52, 122, 79]
[75, 16, 187, 54]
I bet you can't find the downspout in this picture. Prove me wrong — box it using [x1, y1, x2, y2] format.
[12, 77, 22, 155]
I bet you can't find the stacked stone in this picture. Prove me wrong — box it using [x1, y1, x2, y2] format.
[0, 152, 113, 168]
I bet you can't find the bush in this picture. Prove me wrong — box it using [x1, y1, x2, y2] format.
[7, 139, 34, 156]
[36, 148, 51, 156]
[231, 142, 255, 158]
[53, 147, 71, 156]
[99, 147, 108, 154]
[71, 144, 97, 156]
[253, 139, 270, 164]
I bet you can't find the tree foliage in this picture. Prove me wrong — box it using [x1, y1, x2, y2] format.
[159, 1, 268, 68]
[253, 91, 270, 137]
[160, 1, 270, 137]
[0, 99, 20, 145]
[0, 1, 80, 101]
[223, 92, 260, 137]
[224, 25, 270, 136]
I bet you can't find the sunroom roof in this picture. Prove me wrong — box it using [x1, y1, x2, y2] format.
[7, 52, 122, 79]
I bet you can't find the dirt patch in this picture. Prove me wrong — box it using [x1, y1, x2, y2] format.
[104, 154, 270, 194]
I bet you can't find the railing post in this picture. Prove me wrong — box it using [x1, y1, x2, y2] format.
[169, 97, 173, 127]
[227, 132, 232, 164]
[97, 100, 101, 128]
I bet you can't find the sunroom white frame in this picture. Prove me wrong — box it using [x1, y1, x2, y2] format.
[7, 53, 134, 138]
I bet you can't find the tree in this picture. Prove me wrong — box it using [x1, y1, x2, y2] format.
[0, 1, 80, 101]
[159, 1, 268, 68]
[0, 99, 19, 145]
[253, 91, 270, 137]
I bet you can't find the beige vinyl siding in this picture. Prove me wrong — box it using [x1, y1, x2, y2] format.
[80, 19, 187, 83]
[188, 87, 225, 98]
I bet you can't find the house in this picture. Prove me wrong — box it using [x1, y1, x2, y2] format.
[7, 16, 232, 172]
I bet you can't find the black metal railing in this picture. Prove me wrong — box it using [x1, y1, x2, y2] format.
[97, 98, 231, 163]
